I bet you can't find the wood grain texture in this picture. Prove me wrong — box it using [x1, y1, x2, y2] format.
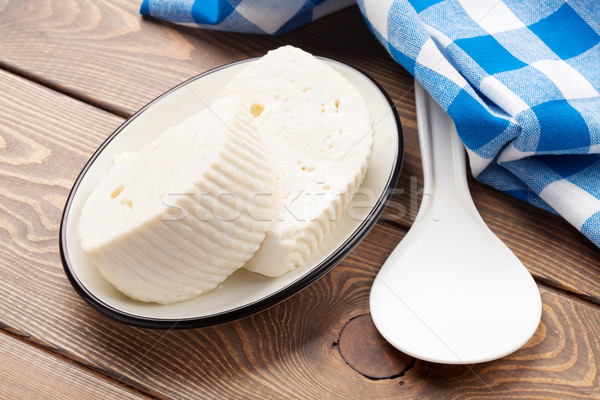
[337, 313, 415, 379]
[405, 287, 600, 400]
[1, 69, 600, 399]
[0, 0, 411, 117]
[0, 331, 150, 400]
[0, 1, 600, 399]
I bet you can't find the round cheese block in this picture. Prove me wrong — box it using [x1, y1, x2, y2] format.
[79, 96, 274, 303]
[222, 46, 374, 277]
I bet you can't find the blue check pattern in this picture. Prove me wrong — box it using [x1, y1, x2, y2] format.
[140, 0, 354, 35]
[357, 0, 600, 248]
[140, 0, 600, 248]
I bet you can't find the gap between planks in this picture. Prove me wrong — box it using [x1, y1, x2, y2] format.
[0, 60, 130, 120]
[0, 318, 161, 399]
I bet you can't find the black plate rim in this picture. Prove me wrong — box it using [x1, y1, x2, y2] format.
[59, 56, 404, 330]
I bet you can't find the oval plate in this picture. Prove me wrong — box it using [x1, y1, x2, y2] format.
[60, 57, 403, 329]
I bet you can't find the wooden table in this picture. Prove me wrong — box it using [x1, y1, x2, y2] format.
[1, 1, 599, 399]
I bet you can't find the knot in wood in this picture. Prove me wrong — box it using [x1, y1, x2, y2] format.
[337, 314, 414, 380]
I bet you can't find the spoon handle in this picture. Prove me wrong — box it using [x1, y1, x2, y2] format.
[414, 82, 480, 224]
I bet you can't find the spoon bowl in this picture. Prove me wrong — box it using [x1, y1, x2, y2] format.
[370, 83, 542, 364]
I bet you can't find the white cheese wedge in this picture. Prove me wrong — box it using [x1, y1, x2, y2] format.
[222, 46, 374, 277]
[79, 96, 274, 304]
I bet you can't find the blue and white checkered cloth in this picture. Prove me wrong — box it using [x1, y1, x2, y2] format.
[140, 0, 600, 248]
[140, 0, 354, 35]
[358, 0, 600, 248]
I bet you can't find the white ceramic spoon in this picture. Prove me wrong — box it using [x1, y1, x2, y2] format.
[370, 82, 542, 364]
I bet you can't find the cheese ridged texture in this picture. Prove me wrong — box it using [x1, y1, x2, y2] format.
[78, 96, 274, 303]
[222, 45, 374, 277]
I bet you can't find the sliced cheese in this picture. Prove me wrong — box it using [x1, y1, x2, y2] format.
[222, 45, 374, 277]
[79, 96, 274, 304]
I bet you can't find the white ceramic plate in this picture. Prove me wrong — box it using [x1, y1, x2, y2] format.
[60, 57, 403, 328]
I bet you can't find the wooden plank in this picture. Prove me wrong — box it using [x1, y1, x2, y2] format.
[334, 287, 600, 400]
[0, 332, 150, 400]
[1, 69, 600, 398]
[0, 1, 412, 117]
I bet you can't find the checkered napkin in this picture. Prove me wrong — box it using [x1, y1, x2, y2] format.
[139, 0, 354, 35]
[139, 0, 600, 248]
[357, 0, 600, 248]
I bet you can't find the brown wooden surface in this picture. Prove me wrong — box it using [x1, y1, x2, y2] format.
[1, 0, 599, 399]
[0, 332, 149, 400]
